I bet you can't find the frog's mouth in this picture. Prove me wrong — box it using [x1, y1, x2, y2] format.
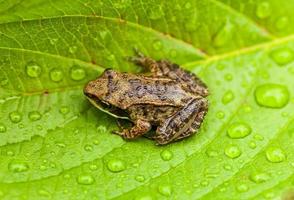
[86, 96, 130, 120]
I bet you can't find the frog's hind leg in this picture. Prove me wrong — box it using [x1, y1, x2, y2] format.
[113, 119, 151, 140]
[154, 98, 208, 145]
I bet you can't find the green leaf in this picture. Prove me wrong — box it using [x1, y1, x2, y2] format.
[0, 0, 293, 199]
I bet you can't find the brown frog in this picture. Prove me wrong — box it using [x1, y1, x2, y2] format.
[84, 52, 209, 145]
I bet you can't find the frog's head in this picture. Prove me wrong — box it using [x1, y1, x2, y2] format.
[83, 69, 117, 103]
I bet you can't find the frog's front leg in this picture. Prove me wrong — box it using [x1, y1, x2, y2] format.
[113, 119, 151, 140]
[128, 51, 208, 97]
[154, 98, 208, 145]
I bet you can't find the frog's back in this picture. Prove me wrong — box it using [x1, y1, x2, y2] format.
[105, 72, 192, 109]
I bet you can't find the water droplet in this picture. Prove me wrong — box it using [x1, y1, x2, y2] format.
[236, 184, 249, 192]
[224, 74, 233, 81]
[254, 134, 264, 141]
[223, 164, 233, 171]
[59, 106, 70, 114]
[26, 62, 42, 78]
[9, 111, 22, 123]
[39, 165, 47, 171]
[213, 20, 233, 47]
[206, 149, 218, 157]
[249, 141, 257, 149]
[77, 174, 95, 185]
[256, 2, 271, 19]
[56, 142, 66, 148]
[70, 66, 86, 81]
[135, 175, 145, 182]
[152, 40, 163, 50]
[255, 84, 289, 108]
[69, 46, 77, 54]
[222, 90, 235, 104]
[266, 147, 286, 163]
[6, 150, 14, 156]
[50, 69, 63, 82]
[275, 17, 289, 30]
[0, 124, 6, 133]
[225, 145, 241, 159]
[28, 111, 42, 121]
[84, 144, 93, 152]
[216, 111, 225, 119]
[270, 48, 293, 65]
[250, 171, 270, 183]
[158, 184, 172, 196]
[89, 164, 98, 171]
[8, 160, 29, 173]
[160, 150, 173, 161]
[107, 159, 126, 173]
[200, 180, 209, 186]
[38, 189, 51, 197]
[227, 122, 251, 139]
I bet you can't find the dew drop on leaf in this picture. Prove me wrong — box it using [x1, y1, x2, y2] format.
[158, 184, 172, 196]
[0, 124, 6, 133]
[26, 62, 42, 78]
[266, 147, 286, 163]
[107, 159, 126, 172]
[206, 149, 218, 157]
[227, 122, 251, 139]
[250, 171, 270, 183]
[8, 160, 29, 173]
[70, 66, 86, 81]
[135, 175, 145, 182]
[160, 150, 173, 161]
[224, 73, 233, 81]
[59, 106, 70, 114]
[6, 150, 14, 156]
[38, 189, 51, 197]
[256, 2, 271, 19]
[200, 180, 209, 187]
[254, 134, 264, 141]
[248, 141, 257, 149]
[254, 84, 289, 108]
[223, 164, 233, 171]
[9, 111, 22, 123]
[224, 145, 241, 159]
[270, 48, 293, 66]
[275, 16, 289, 30]
[76, 174, 95, 185]
[89, 164, 98, 171]
[152, 40, 163, 50]
[236, 184, 249, 192]
[216, 111, 225, 119]
[28, 111, 42, 121]
[50, 68, 63, 82]
[222, 90, 235, 104]
[84, 144, 93, 152]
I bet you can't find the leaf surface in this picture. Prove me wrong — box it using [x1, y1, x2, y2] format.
[0, 0, 293, 199]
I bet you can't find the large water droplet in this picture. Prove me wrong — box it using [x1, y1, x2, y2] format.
[227, 122, 251, 139]
[50, 69, 63, 82]
[270, 48, 293, 66]
[250, 171, 270, 183]
[28, 111, 42, 121]
[26, 62, 42, 78]
[213, 20, 233, 47]
[0, 124, 6, 133]
[107, 159, 126, 173]
[76, 174, 95, 185]
[266, 147, 286, 163]
[236, 184, 249, 192]
[256, 2, 271, 19]
[8, 160, 29, 173]
[275, 17, 289, 30]
[160, 150, 173, 161]
[9, 111, 22, 123]
[225, 145, 241, 159]
[254, 84, 289, 108]
[70, 66, 86, 81]
[158, 184, 172, 196]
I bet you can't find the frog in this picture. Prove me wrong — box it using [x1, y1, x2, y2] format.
[83, 51, 209, 145]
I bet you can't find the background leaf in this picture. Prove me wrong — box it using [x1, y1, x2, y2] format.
[0, 0, 293, 199]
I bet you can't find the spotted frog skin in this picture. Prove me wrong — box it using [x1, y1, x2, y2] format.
[84, 52, 208, 145]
